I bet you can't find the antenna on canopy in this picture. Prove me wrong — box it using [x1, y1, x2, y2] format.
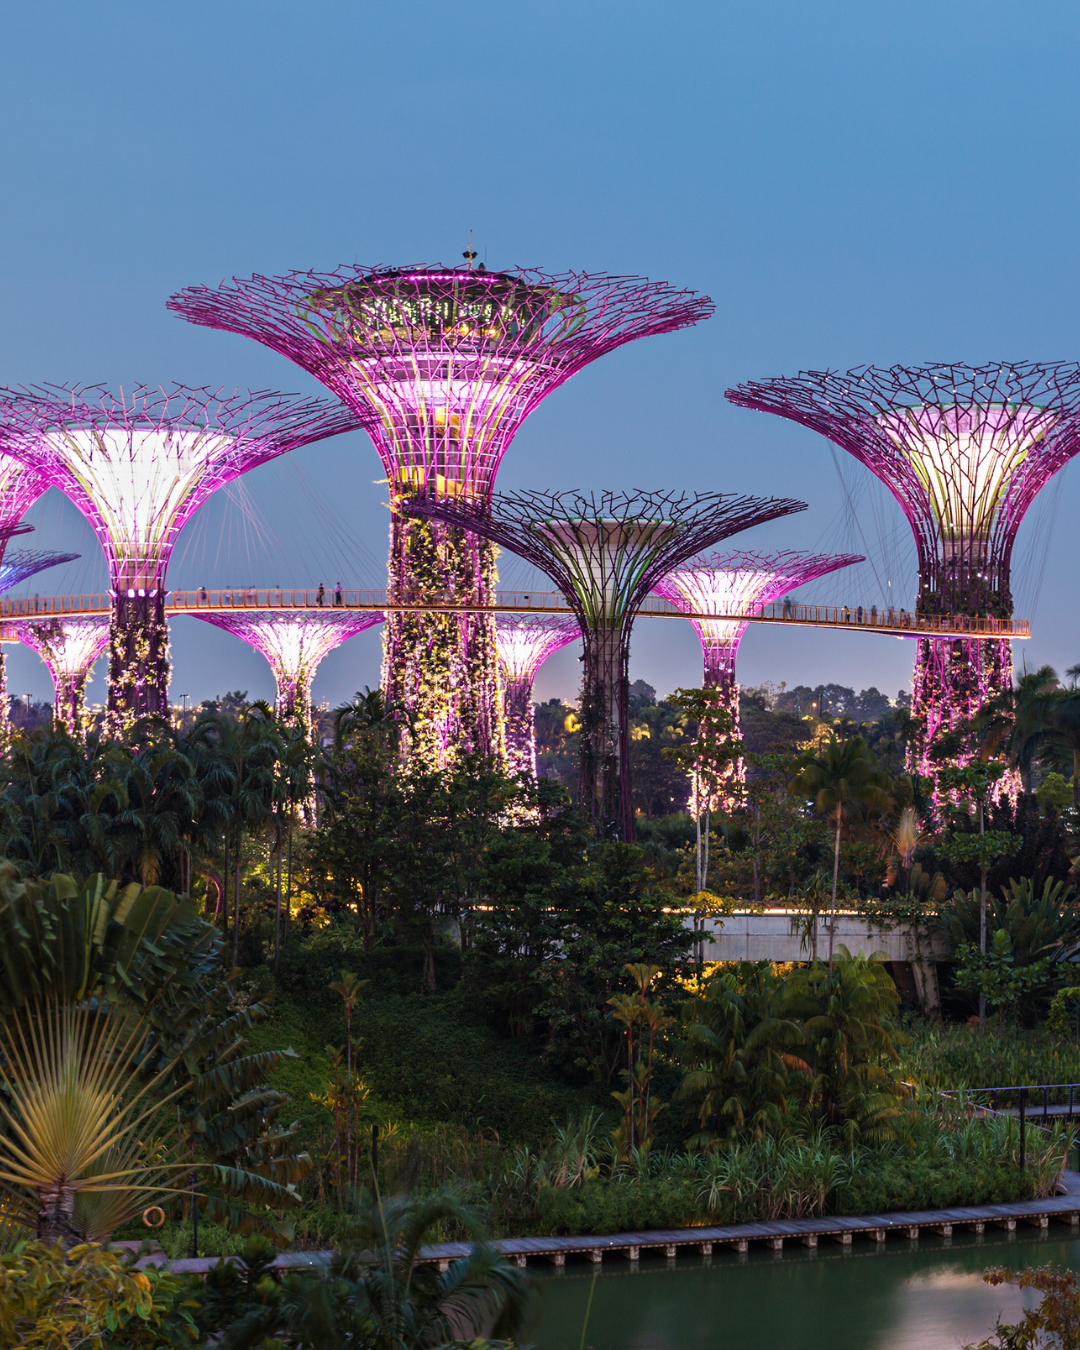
[462, 231, 478, 269]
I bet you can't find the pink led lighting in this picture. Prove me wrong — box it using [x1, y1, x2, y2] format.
[14, 617, 110, 734]
[495, 615, 580, 777]
[726, 363, 1080, 781]
[0, 384, 359, 733]
[191, 609, 385, 728]
[654, 550, 863, 691]
[168, 265, 715, 771]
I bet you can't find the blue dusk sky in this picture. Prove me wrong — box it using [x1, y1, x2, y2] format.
[1, 0, 1078, 710]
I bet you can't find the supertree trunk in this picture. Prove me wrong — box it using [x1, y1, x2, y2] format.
[381, 514, 504, 773]
[56, 670, 86, 735]
[579, 627, 631, 839]
[698, 662, 743, 813]
[106, 590, 170, 736]
[503, 678, 536, 778]
[911, 634, 1016, 785]
[0, 647, 9, 755]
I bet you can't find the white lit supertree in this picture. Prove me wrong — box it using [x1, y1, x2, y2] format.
[169, 264, 714, 774]
[0, 384, 358, 737]
[190, 610, 385, 730]
[726, 363, 1080, 778]
[494, 615, 580, 777]
[13, 617, 110, 734]
[654, 549, 863, 799]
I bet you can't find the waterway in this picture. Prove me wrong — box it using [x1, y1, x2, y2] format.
[528, 1229, 1079, 1350]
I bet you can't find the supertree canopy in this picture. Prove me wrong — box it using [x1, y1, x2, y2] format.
[654, 550, 862, 804]
[0, 384, 359, 737]
[191, 610, 385, 730]
[726, 362, 1080, 773]
[0, 548, 81, 594]
[167, 264, 713, 772]
[494, 615, 580, 778]
[13, 617, 110, 734]
[409, 489, 805, 840]
[0, 455, 53, 746]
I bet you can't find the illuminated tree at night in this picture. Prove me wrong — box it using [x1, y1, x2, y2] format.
[0, 548, 80, 593]
[191, 610, 385, 730]
[410, 489, 804, 839]
[726, 363, 1080, 775]
[168, 264, 713, 772]
[13, 617, 110, 734]
[0, 454, 50, 744]
[0, 384, 358, 737]
[494, 615, 580, 778]
[654, 549, 862, 801]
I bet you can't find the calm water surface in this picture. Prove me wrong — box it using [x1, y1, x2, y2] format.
[528, 1230, 1080, 1350]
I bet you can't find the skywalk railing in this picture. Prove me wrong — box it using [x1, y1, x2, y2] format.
[0, 589, 1030, 640]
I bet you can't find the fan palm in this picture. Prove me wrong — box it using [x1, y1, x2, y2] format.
[678, 961, 806, 1143]
[0, 865, 310, 1248]
[788, 735, 892, 970]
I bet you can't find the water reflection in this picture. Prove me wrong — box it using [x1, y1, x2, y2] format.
[528, 1231, 1076, 1350]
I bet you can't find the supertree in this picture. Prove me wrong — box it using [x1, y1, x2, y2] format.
[0, 454, 51, 743]
[494, 615, 580, 778]
[726, 363, 1080, 776]
[190, 610, 385, 730]
[408, 489, 805, 839]
[654, 550, 862, 805]
[0, 384, 359, 736]
[13, 617, 110, 734]
[0, 548, 81, 593]
[167, 264, 713, 772]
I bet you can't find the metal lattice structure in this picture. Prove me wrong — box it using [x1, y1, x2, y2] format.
[191, 610, 385, 729]
[0, 384, 359, 737]
[0, 548, 80, 595]
[0, 455, 52, 747]
[494, 615, 581, 778]
[167, 264, 714, 773]
[726, 362, 1080, 774]
[409, 489, 805, 839]
[654, 550, 862, 806]
[14, 617, 110, 734]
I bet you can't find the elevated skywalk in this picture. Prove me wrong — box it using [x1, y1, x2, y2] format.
[0, 588, 1029, 642]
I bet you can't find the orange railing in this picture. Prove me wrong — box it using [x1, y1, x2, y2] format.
[0, 589, 1030, 640]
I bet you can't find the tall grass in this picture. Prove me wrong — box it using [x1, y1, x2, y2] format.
[899, 1020, 1080, 1101]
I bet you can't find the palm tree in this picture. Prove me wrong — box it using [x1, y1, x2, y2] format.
[0, 864, 312, 1248]
[783, 949, 906, 1140]
[678, 961, 805, 1143]
[335, 1192, 531, 1350]
[788, 734, 892, 972]
[185, 706, 281, 961]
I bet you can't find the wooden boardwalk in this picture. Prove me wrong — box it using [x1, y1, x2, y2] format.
[156, 1183, 1080, 1276]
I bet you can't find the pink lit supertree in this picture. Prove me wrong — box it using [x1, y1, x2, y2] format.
[494, 615, 580, 778]
[726, 363, 1080, 777]
[13, 617, 110, 734]
[0, 454, 51, 744]
[409, 490, 805, 840]
[655, 550, 863, 808]
[167, 264, 713, 772]
[190, 610, 385, 730]
[0, 384, 359, 737]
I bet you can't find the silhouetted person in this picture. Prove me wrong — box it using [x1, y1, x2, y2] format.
[334, 582, 343, 606]
[317, 583, 325, 606]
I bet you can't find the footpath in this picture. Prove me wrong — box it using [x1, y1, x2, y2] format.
[152, 1171, 1080, 1276]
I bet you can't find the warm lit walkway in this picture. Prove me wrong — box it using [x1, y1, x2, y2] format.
[0, 589, 1029, 641]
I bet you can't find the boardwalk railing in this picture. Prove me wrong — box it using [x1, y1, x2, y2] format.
[0, 589, 1031, 640]
[940, 1082, 1080, 1172]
